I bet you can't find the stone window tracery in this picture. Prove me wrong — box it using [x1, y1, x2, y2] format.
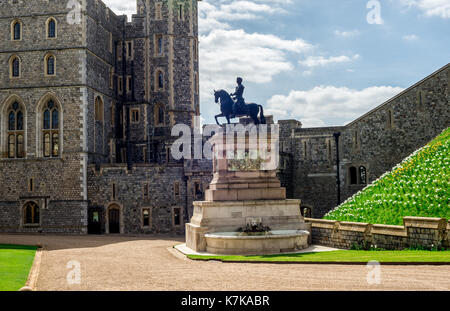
[42, 100, 59, 158]
[7, 101, 25, 158]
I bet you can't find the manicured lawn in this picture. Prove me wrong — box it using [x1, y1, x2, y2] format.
[0, 244, 37, 291]
[324, 127, 450, 225]
[188, 250, 450, 263]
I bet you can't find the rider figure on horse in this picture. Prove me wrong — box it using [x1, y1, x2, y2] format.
[231, 77, 245, 118]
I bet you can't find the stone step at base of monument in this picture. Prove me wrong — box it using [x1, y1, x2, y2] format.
[209, 181, 281, 190]
[205, 187, 286, 201]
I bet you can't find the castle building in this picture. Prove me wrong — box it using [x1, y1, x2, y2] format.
[0, 0, 209, 235]
[0, 0, 448, 235]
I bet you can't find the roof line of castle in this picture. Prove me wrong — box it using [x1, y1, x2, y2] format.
[345, 62, 450, 128]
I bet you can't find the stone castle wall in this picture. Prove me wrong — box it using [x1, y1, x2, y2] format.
[0, 1, 89, 233]
[87, 160, 212, 234]
[307, 217, 449, 250]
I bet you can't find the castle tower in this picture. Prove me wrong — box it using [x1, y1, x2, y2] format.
[115, 0, 200, 164]
[145, 0, 200, 128]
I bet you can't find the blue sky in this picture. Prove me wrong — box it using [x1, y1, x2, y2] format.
[104, 0, 450, 127]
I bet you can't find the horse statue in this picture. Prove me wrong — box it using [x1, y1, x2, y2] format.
[214, 90, 266, 126]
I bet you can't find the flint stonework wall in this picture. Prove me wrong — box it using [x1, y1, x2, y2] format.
[0, 1, 88, 233]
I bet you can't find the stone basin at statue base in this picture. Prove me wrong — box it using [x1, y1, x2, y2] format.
[204, 230, 310, 255]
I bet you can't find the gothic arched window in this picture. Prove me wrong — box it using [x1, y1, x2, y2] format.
[47, 18, 56, 38]
[45, 54, 55, 76]
[10, 56, 20, 78]
[7, 102, 25, 158]
[23, 202, 39, 225]
[43, 100, 59, 157]
[12, 20, 21, 40]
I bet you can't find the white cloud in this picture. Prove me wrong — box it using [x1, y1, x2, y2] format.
[200, 28, 312, 99]
[299, 54, 360, 68]
[103, 0, 136, 19]
[334, 30, 360, 37]
[399, 0, 450, 19]
[402, 34, 419, 41]
[266, 86, 404, 127]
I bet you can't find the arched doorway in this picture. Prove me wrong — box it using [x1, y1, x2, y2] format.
[107, 204, 121, 234]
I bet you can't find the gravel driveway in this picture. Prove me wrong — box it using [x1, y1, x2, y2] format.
[1, 234, 449, 291]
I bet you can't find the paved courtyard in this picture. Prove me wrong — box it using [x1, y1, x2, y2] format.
[1, 234, 449, 291]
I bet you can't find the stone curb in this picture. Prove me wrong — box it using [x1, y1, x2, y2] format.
[186, 257, 450, 266]
[19, 245, 43, 291]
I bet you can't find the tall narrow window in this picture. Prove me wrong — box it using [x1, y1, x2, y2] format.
[29, 178, 34, 192]
[95, 97, 104, 121]
[353, 130, 360, 149]
[126, 76, 132, 94]
[7, 102, 25, 159]
[155, 35, 163, 56]
[157, 71, 164, 90]
[46, 55, 55, 76]
[10, 56, 20, 78]
[155, 104, 164, 126]
[118, 76, 123, 94]
[386, 110, 394, 128]
[303, 141, 308, 160]
[194, 71, 198, 94]
[42, 100, 59, 158]
[417, 91, 424, 111]
[178, 3, 184, 20]
[359, 166, 367, 184]
[117, 41, 123, 60]
[111, 101, 116, 126]
[47, 18, 56, 38]
[109, 32, 113, 53]
[112, 183, 117, 200]
[126, 41, 133, 60]
[109, 67, 114, 89]
[193, 39, 198, 60]
[174, 182, 180, 197]
[12, 20, 21, 40]
[143, 183, 149, 198]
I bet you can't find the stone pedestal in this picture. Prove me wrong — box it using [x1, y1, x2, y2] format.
[185, 123, 310, 254]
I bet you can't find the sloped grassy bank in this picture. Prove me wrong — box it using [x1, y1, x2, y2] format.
[324, 127, 450, 225]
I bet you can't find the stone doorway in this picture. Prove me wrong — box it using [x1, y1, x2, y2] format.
[107, 205, 121, 234]
[88, 207, 102, 234]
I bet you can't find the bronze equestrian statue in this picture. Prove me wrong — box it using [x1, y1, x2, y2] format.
[214, 77, 266, 125]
